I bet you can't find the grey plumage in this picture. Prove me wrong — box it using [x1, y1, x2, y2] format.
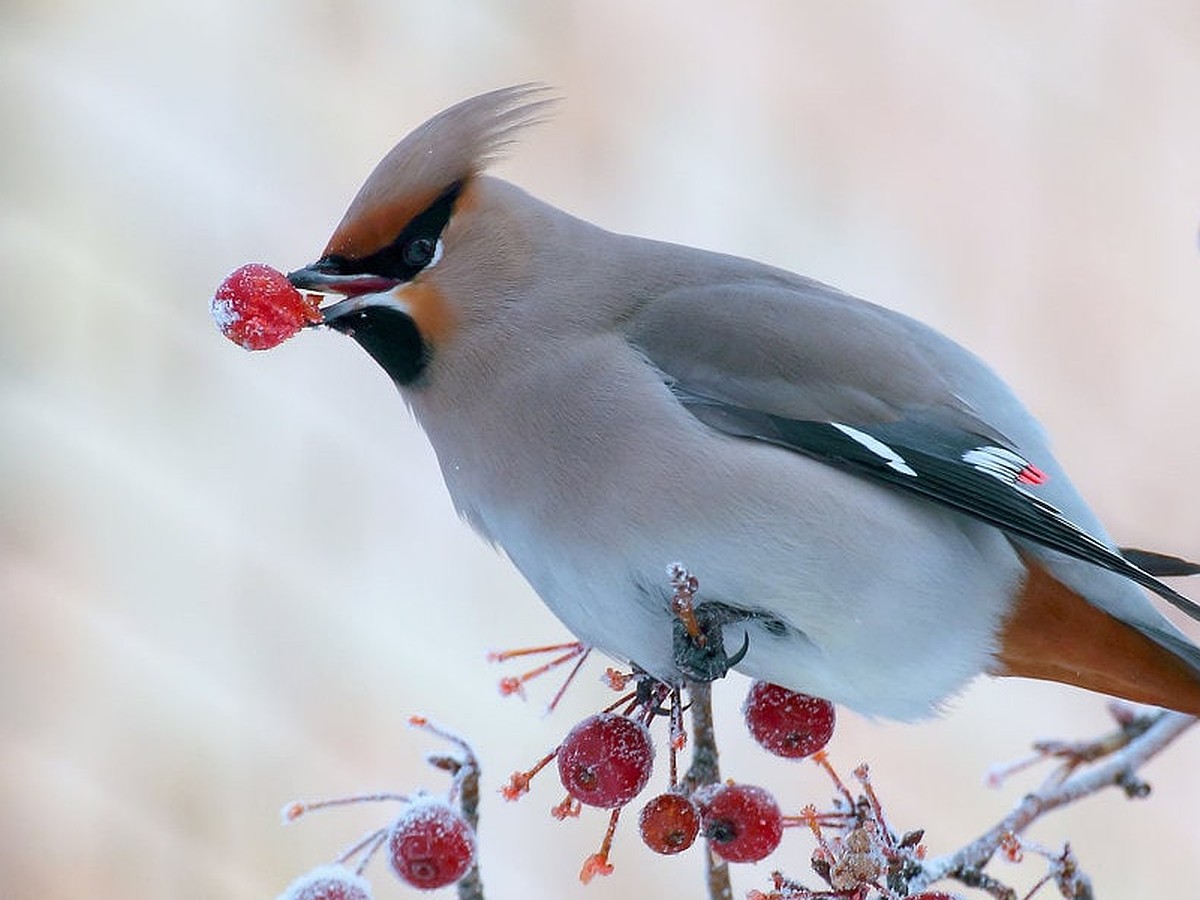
[288, 87, 1200, 720]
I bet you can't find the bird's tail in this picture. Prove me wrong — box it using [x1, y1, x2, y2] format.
[1120, 546, 1200, 578]
[996, 559, 1200, 716]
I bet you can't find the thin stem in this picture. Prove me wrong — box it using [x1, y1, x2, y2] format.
[337, 826, 387, 875]
[683, 679, 733, 900]
[487, 641, 584, 662]
[546, 646, 592, 713]
[283, 792, 409, 820]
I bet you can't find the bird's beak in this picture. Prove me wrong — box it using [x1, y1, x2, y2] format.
[287, 265, 402, 325]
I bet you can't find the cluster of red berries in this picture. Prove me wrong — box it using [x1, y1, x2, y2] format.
[276, 577, 847, 893]
[547, 707, 803, 865]
[277, 720, 478, 898]
[498, 658, 837, 879]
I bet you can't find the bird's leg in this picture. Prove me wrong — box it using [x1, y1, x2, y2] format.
[669, 563, 705, 646]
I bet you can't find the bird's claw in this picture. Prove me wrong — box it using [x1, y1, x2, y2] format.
[727, 630, 751, 667]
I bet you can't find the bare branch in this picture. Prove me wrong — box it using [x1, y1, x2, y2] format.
[409, 717, 485, 900]
[684, 679, 734, 900]
[454, 751, 484, 900]
[910, 710, 1197, 894]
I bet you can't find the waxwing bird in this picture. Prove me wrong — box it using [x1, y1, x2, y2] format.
[289, 85, 1200, 720]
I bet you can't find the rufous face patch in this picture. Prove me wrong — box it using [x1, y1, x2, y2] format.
[395, 280, 457, 345]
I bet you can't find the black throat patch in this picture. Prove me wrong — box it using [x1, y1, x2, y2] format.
[330, 306, 429, 385]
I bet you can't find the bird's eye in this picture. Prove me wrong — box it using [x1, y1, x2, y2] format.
[402, 237, 437, 269]
[350, 182, 459, 280]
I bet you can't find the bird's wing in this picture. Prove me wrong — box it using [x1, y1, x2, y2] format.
[625, 276, 1200, 623]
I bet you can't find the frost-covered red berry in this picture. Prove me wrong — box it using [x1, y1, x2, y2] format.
[277, 864, 373, 900]
[388, 800, 476, 890]
[638, 792, 700, 855]
[697, 782, 783, 863]
[556, 713, 654, 809]
[743, 681, 835, 759]
[212, 262, 321, 350]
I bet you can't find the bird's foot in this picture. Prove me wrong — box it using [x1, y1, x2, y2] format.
[672, 601, 751, 683]
[666, 563, 751, 682]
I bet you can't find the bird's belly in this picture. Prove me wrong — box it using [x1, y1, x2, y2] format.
[458, 427, 1023, 720]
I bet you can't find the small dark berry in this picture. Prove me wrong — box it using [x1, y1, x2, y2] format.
[638, 792, 701, 855]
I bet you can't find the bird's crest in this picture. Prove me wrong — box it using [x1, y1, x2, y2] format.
[323, 84, 556, 260]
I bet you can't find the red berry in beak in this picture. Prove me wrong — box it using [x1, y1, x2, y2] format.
[212, 262, 322, 350]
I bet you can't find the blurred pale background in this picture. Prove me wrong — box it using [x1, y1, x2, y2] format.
[2, 2, 1199, 898]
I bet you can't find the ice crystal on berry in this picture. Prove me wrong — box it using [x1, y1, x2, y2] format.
[277, 865, 373, 900]
[212, 262, 321, 350]
[744, 681, 835, 759]
[557, 713, 655, 809]
[697, 782, 783, 863]
[388, 798, 476, 890]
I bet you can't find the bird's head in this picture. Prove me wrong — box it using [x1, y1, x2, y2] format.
[288, 85, 556, 386]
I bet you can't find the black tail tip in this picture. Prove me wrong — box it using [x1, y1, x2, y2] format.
[1121, 547, 1200, 577]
